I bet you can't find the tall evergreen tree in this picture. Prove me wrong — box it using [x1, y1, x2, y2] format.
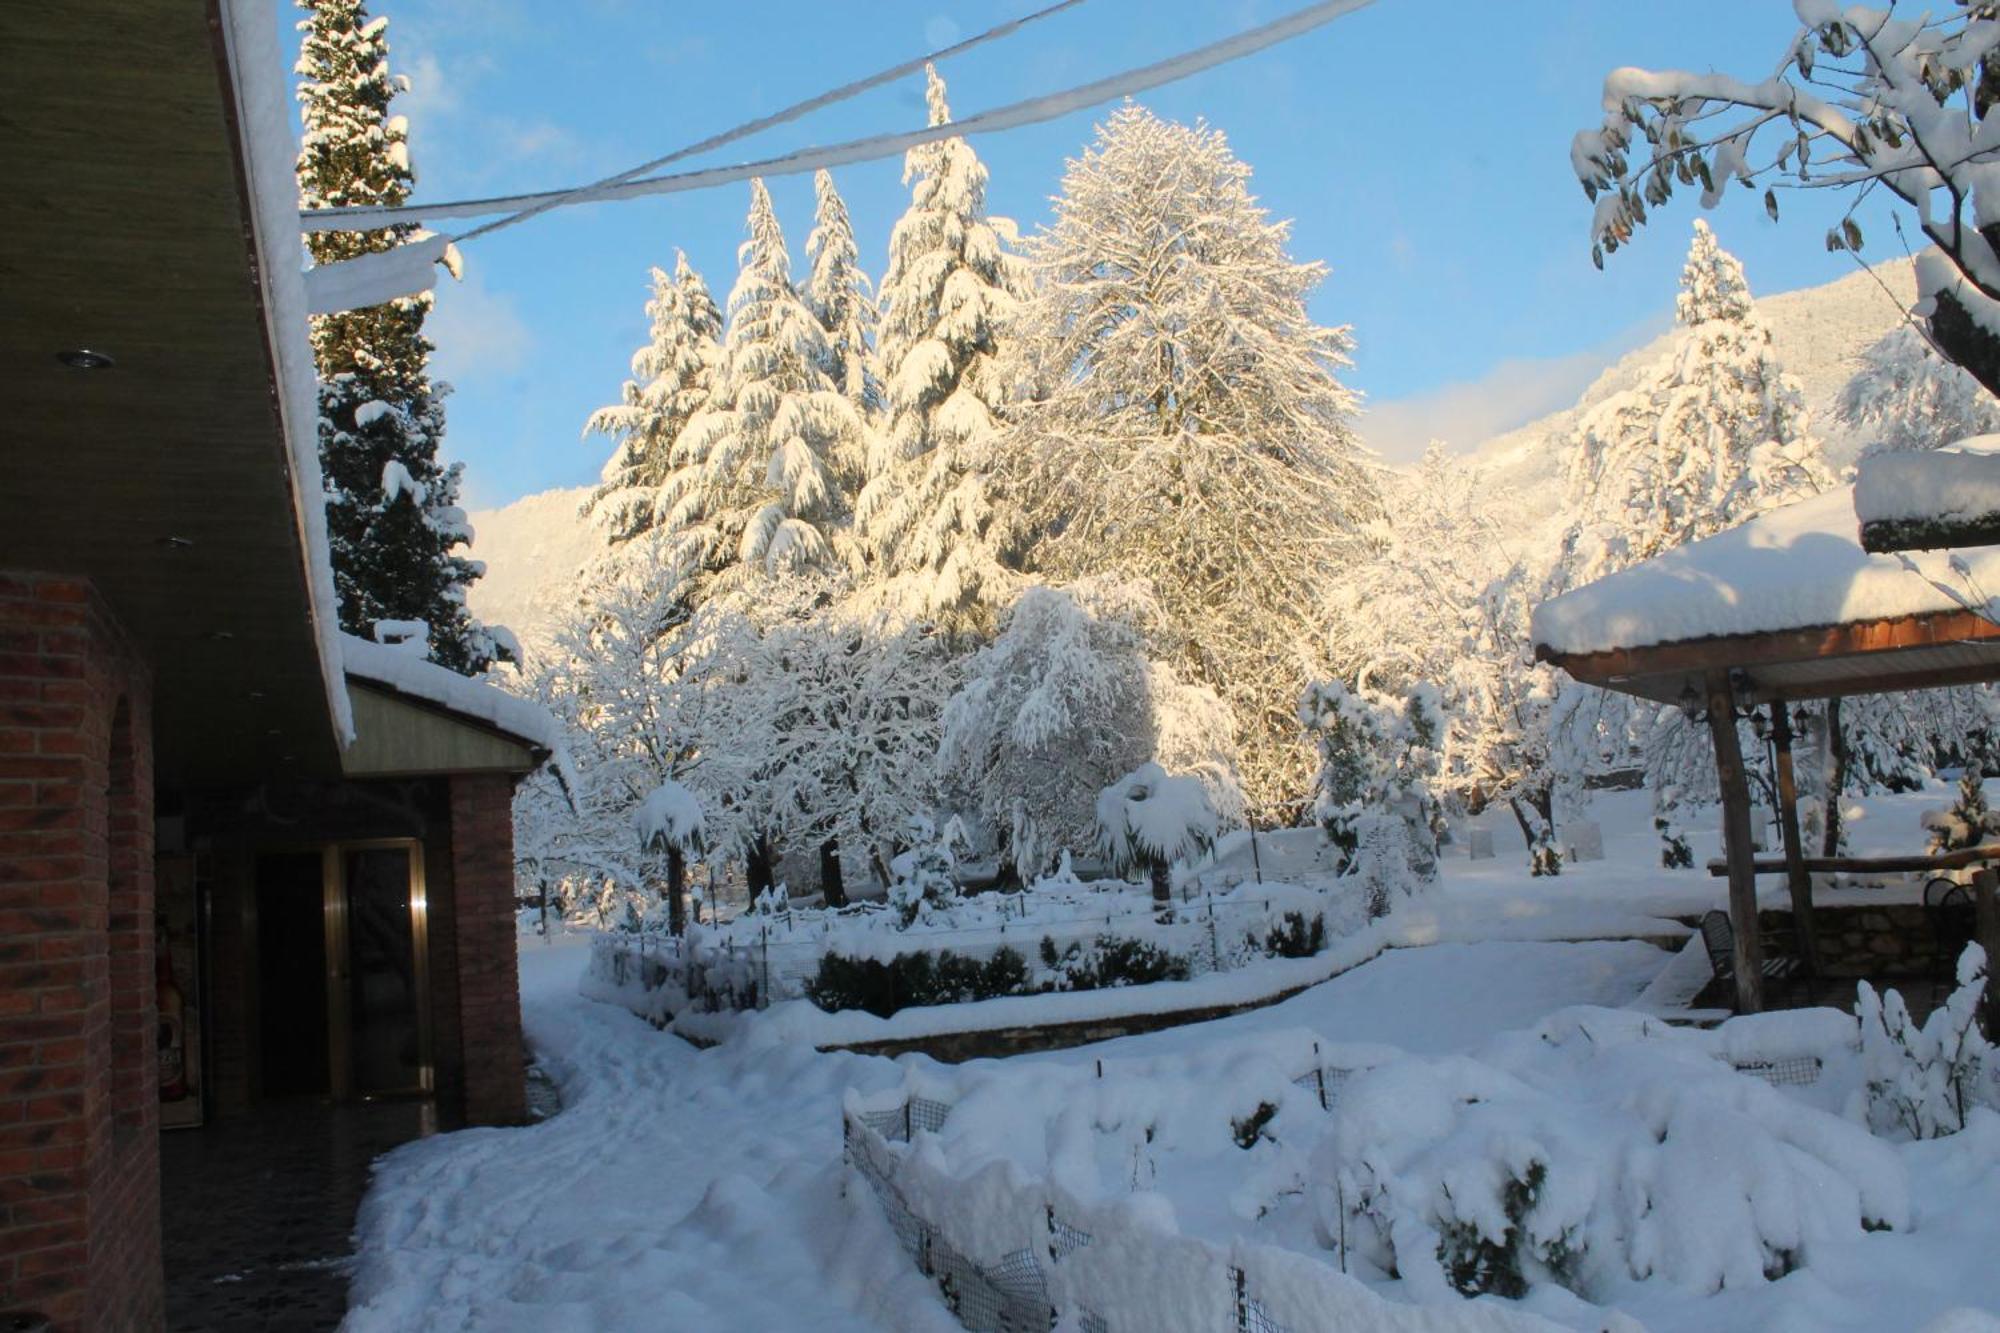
[999, 104, 1381, 812]
[1559, 220, 1833, 587]
[295, 0, 499, 673]
[583, 252, 724, 545]
[856, 66, 1030, 631]
[658, 180, 865, 598]
[803, 171, 880, 416]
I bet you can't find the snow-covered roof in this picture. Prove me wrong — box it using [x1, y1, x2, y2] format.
[220, 0, 354, 744]
[1853, 434, 2000, 542]
[341, 633, 567, 763]
[1532, 467, 2000, 659]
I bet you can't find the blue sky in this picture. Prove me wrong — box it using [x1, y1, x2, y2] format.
[303, 1, 1914, 509]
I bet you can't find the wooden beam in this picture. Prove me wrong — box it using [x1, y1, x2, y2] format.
[1977, 868, 2000, 1034]
[1769, 704, 1820, 975]
[1860, 513, 2000, 554]
[1707, 844, 2000, 875]
[1707, 670, 1763, 1013]
[1539, 608, 2000, 690]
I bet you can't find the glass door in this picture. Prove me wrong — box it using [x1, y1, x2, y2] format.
[327, 842, 432, 1099]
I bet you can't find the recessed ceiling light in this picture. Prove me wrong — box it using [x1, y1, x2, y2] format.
[55, 349, 115, 370]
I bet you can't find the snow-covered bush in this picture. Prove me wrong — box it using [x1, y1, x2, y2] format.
[804, 946, 1031, 1018]
[1924, 766, 2000, 855]
[1312, 1010, 1909, 1303]
[1299, 680, 1439, 913]
[1858, 946, 1998, 1142]
[886, 815, 966, 927]
[1095, 761, 1220, 910]
[1654, 815, 1692, 869]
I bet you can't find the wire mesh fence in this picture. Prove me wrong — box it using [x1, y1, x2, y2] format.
[1732, 1055, 1823, 1087]
[839, 1073, 1413, 1333]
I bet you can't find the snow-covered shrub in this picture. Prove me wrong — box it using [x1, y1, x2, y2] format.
[1298, 680, 1441, 912]
[886, 815, 967, 927]
[1261, 911, 1326, 960]
[1654, 816, 1692, 869]
[1312, 1009, 1909, 1303]
[1095, 761, 1220, 910]
[1038, 934, 1192, 990]
[1924, 767, 2000, 855]
[804, 946, 1031, 1018]
[1858, 946, 1998, 1141]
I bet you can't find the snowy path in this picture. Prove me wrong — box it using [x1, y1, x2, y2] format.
[340, 939, 956, 1332]
[1036, 939, 1669, 1062]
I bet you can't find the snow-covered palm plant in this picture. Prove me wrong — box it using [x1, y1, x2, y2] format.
[636, 779, 705, 936]
[1095, 762, 1219, 911]
[1858, 945, 1997, 1141]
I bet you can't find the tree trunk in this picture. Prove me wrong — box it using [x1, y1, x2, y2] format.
[666, 847, 687, 937]
[819, 839, 847, 908]
[1930, 286, 2000, 401]
[1824, 697, 1849, 858]
[1509, 785, 1560, 876]
[1150, 861, 1172, 912]
[745, 836, 774, 899]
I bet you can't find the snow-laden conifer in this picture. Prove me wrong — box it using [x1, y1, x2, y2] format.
[803, 170, 880, 415]
[1000, 104, 1380, 810]
[295, 0, 501, 673]
[1560, 220, 1833, 585]
[856, 66, 1030, 631]
[659, 180, 865, 596]
[584, 253, 723, 545]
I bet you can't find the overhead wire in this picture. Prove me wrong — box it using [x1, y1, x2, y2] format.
[448, 0, 1090, 246]
[300, 0, 1376, 237]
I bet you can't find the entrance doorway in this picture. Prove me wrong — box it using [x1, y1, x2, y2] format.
[254, 841, 432, 1102]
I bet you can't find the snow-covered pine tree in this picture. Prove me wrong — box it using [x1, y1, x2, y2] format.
[1001, 104, 1381, 812]
[657, 180, 865, 598]
[855, 65, 1030, 631]
[583, 253, 723, 545]
[803, 170, 880, 415]
[1841, 324, 2000, 459]
[1560, 220, 1833, 586]
[295, 0, 500, 673]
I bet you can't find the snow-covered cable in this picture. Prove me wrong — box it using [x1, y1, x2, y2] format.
[299, 0, 1376, 234]
[449, 0, 1089, 246]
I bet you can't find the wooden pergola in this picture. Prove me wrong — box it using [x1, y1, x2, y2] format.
[1532, 487, 2000, 1014]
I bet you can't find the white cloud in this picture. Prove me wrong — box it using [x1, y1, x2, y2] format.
[427, 271, 533, 387]
[397, 51, 458, 121]
[924, 15, 962, 49]
[1359, 316, 1666, 463]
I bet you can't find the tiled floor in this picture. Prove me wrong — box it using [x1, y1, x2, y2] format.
[160, 1100, 434, 1333]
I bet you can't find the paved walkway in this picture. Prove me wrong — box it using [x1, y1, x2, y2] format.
[160, 1100, 433, 1332]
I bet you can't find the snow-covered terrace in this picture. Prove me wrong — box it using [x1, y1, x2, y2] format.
[1532, 459, 2000, 1014]
[1532, 463, 2000, 709]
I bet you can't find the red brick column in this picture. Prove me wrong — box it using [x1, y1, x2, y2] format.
[0, 573, 159, 1332]
[446, 773, 525, 1126]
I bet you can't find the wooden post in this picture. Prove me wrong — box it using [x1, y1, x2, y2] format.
[1706, 671, 1764, 1012]
[1769, 703, 1820, 977]
[1976, 867, 2000, 1033]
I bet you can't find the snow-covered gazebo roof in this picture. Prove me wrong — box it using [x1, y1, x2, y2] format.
[1532, 461, 2000, 707]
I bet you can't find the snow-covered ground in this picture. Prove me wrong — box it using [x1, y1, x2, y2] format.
[341, 939, 956, 1332]
[344, 782, 1998, 1332]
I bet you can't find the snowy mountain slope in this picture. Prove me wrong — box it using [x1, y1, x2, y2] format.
[1469, 257, 1918, 510]
[465, 484, 601, 654]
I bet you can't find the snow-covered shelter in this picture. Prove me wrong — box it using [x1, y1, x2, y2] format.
[0, 4, 556, 1326]
[1533, 464, 2000, 1016]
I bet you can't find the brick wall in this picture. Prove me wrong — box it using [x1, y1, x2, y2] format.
[445, 773, 525, 1126]
[0, 572, 161, 1331]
